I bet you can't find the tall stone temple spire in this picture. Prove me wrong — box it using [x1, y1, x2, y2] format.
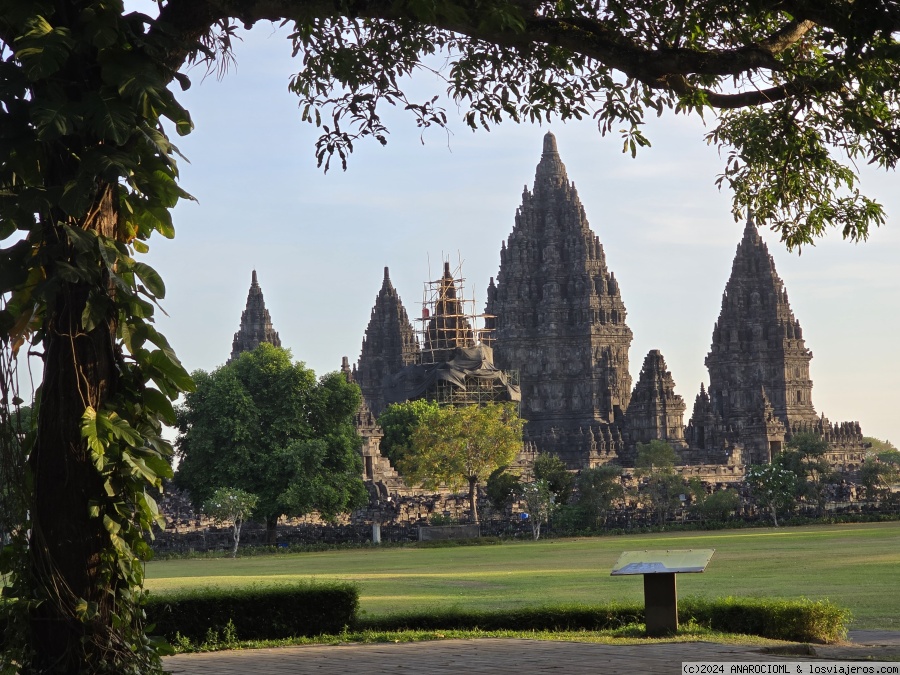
[702, 217, 818, 434]
[486, 131, 632, 467]
[356, 267, 420, 417]
[229, 270, 281, 362]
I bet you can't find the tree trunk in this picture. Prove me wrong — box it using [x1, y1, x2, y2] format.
[29, 186, 121, 672]
[266, 516, 278, 545]
[468, 476, 479, 524]
[232, 519, 242, 558]
[771, 505, 779, 527]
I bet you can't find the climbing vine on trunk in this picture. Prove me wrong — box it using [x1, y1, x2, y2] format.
[0, 4, 195, 672]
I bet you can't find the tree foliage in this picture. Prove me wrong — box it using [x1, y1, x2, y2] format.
[521, 479, 555, 540]
[3, 0, 900, 670]
[859, 457, 899, 501]
[532, 453, 575, 505]
[690, 484, 741, 524]
[377, 399, 440, 468]
[635, 440, 681, 525]
[175, 344, 367, 542]
[573, 464, 624, 529]
[485, 465, 522, 512]
[401, 402, 524, 523]
[746, 463, 798, 527]
[202, 487, 258, 558]
[778, 432, 837, 516]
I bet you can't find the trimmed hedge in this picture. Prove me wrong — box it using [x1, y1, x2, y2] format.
[357, 604, 643, 633]
[356, 597, 849, 643]
[144, 586, 847, 646]
[680, 596, 850, 644]
[145, 582, 358, 642]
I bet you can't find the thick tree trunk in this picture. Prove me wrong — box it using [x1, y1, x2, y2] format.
[468, 476, 479, 524]
[28, 186, 122, 672]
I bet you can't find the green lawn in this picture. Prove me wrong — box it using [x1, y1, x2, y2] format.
[145, 522, 900, 630]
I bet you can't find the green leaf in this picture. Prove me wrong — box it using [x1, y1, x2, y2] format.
[81, 297, 109, 333]
[146, 349, 195, 393]
[123, 453, 159, 483]
[17, 19, 74, 80]
[142, 387, 176, 425]
[81, 407, 106, 458]
[32, 101, 73, 139]
[132, 262, 165, 299]
[105, 412, 143, 447]
[84, 91, 134, 145]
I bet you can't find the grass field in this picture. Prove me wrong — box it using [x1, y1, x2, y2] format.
[145, 522, 900, 630]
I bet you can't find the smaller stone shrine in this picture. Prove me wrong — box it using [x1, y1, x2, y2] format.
[229, 270, 281, 363]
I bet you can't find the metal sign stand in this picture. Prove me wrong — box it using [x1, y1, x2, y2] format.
[611, 549, 715, 637]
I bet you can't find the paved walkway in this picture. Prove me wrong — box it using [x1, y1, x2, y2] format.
[163, 631, 900, 674]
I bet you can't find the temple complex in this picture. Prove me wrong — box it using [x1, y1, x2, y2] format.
[228, 133, 867, 488]
[229, 270, 281, 363]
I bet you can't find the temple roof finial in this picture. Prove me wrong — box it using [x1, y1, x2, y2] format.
[542, 131, 558, 156]
[535, 131, 568, 186]
[251, 269, 258, 286]
[744, 211, 757, 233]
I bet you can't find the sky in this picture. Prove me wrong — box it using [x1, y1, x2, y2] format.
[132, 20, 899, 444]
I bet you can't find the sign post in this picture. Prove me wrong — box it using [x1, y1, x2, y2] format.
[611, 549, 715, 637]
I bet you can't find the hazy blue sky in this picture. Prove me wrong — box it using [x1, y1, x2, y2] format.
[139, 20, 899, 444]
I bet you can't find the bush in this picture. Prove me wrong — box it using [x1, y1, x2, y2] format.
[357, 597, 849, 643]
[681, 597, 850, 643]
[356, 603, 643, 632]
[145, 582, 358, 643]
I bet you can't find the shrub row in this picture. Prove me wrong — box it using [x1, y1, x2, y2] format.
[356, 597, 849, 643]
[680, 596, 849, 644]
[143, 587, 847, 646]
[357, 604, 644, 633]
[145, 582, 358, 642]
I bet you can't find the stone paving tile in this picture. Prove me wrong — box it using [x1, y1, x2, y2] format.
[163, 634, 900, 675]
[163, 639, 773, 675]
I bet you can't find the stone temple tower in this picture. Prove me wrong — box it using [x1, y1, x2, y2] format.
[422, 262, 475, 364]
[624, 350, 687, 455]
[486, 132, 632, 467]
[356, 267, 420, 417]
[703, 217, 818, 433]
[229, 270, 281, 362]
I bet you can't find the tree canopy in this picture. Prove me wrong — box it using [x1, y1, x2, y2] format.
[532, 453, 575, 505]
[401, 402, 524, 523]
[377, 399, 441, 468]
[3, 0, 900, 670]
[746, 463, 798, 527]
[635, 440, 682, 524]
[573, 464, 624, 528]
[202, 486, 259, 558]
[175, 344, 367, 541]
